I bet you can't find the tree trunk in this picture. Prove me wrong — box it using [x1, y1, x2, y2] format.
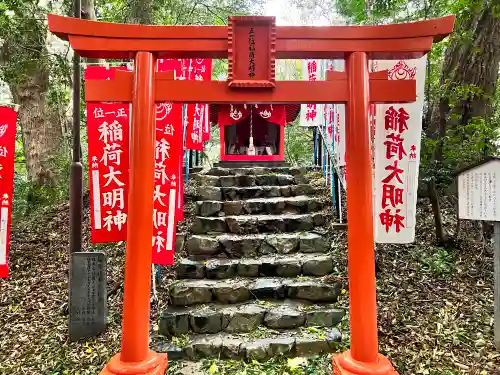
[427, 98, 450, 244]
[425, 0, 500, 244]
[81, 0, 98, 21]
[1, 16, 65, 190]
[128, 0, 154, 24]
[9, 65, 63, 187]
[81, 0, 106, 65]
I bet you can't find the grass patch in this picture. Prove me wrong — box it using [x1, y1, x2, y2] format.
[420, 247, 454, 277]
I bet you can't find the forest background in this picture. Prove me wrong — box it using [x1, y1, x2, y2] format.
[1, 0, 499, 243]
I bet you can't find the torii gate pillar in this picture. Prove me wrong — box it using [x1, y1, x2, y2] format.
[48, 13, 454, 375]
[332, 51, 393, 375]
[101, 51, 168, 375]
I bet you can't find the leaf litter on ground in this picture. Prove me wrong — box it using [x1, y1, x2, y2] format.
[0, 181, 499, 374]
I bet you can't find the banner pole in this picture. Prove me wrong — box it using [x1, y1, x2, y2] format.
[68, 0, 84, 341]
[69, 0, 82, 255]
[313, 127, 318, 166]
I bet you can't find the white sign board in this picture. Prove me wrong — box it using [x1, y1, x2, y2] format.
[458, 159, 500, 221]
[373, 56, 427, 244]
[457, 158, 500, 350]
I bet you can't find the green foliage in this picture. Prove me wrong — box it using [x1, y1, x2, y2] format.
[213, 60, 229, 80]
[420, 82, 500, 189]
[334, 0, 409, 24]
[421, 247, 454, 277]
[201, 355, 331, 375]
[165, 360, 185, 375]
[0, 1, 46, 83]
[337, 0, 500, 195]
[0, 1, 71, 90]
[1, 0, 73, 212]
[203, 124, 221, 167]
[95, 0, 263, 25]
[12, 170, 30, 220]
[284, 122, 314, 166]
[12, 148, 71, 221]
[334, 0, 484, 25]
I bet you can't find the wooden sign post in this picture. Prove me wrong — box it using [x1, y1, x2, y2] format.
[457, 157, 500, 350]
[48, 14, 454, 375]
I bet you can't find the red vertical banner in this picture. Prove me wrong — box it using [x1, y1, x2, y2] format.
[154, 59, 184, 264]
[0, 107, 17, 278]
[85, 66, 130, 243]
[153, 102, 183, 265]
[87, 102, 130, 243]
[84, 65, 129, 81]
[183, 59, 212, 149]
[186, 104, 205, 151]
[200, 59, 212, 142]
[83, 62, 209, 259]
[158, 59, 188, 222]
[157, 59, 180, 78]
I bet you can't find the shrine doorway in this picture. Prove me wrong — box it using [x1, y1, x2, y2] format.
[210, 103, 300, 162]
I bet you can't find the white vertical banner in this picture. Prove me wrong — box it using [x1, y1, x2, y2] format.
[0, 207, 8, 267]
[331, 60, 346, 168]
[204, 104, 210, 135]
[373, 57, 427, 243]
[300, 60, 326, 127]
[91, 169, 102, 229]
[166, 188, 177, 251]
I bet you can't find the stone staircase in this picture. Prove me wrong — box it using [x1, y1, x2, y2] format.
[157, 165, 347, 361]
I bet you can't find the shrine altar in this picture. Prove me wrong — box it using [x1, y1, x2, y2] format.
[210, 103, 300, 162]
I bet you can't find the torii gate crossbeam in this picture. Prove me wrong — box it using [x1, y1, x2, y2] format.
[48, 14, 454, 375]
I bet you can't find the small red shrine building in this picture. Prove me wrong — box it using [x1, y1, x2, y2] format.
[210, 103, 300, 162]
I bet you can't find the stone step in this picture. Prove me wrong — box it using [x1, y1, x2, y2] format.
[159, 300, 345, 336]
[214, 161, 292, 169]
[191, 213, 328, 235]
[197, 184, 317, 201]
[168, 277, 342, 306]
[207, 166, 305, 176]
[156, 327, 342, 361]
[185, 232, 329, 258]
[194, 173, 309, 188]
[196, 195, 325, 217]
[175, 253, 335, 279]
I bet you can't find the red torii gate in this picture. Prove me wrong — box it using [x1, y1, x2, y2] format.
[48, 14, 454, 375]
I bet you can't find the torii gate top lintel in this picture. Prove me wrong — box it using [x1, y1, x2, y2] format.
[49, 14, 455, 105]
[48, 14, 455, 60]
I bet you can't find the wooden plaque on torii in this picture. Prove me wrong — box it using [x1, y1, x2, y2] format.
[48, 14, 454, 375]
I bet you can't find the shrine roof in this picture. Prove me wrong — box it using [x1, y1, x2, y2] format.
[209, 104, 300, 125]
[454, 156, 500, 176]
